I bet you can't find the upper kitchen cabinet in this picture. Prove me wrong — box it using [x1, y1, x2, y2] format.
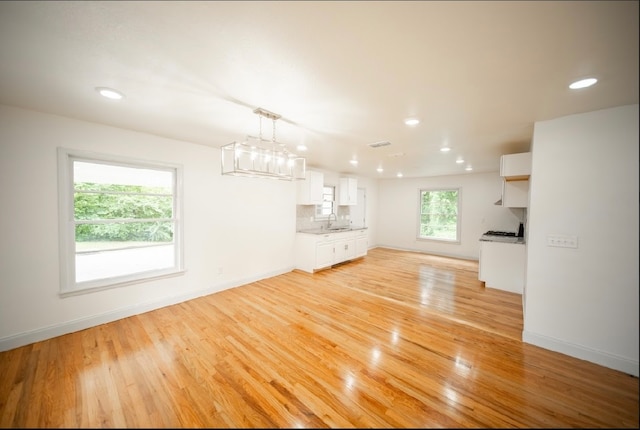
[500, 152, 531, 180]
[501, 180, 529, 208]
[498, 152, 531, 208]
[338, 177, 357, 206]
[297, 170, 324, 205]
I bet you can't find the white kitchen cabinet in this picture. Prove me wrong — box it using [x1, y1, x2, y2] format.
[479, 241, 525, 294]
[316, 240, 335, 269]
[297, 170, 324, 205]
[498, 152, 531, 208]
[355, 230, 368, 258]
[501, 179, 529, 208]
[500, 152, 531, 180]
[338, 177, 357, 206]
[334, 235, 356, 262]
[294, 229, 367, 273]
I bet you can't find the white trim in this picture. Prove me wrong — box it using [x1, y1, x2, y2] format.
[57, 148, 185, 294]
[522, 330, 639, 377]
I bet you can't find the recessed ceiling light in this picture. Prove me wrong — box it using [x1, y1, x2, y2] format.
[404, 118, 420, 126]
[440, 147, 451, 152]
[465, 166, 473, 171]
[296, 144, 307, 151]
[569, 78, 598, 89]
[397, 172, 403, 178]
[349, 159, 358, 166]
[456, 159, 464, 164]
[95, 87, 125, 100]
[376, 167, 384, 173]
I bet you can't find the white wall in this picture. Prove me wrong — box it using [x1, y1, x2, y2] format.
[524, 104, 639, 376]
[0, 105, 298, 350]
[376, 172, 524, 260]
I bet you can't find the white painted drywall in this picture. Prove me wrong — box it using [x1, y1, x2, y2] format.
[376, 172, 524, 260]
[524, 104, 639, 376]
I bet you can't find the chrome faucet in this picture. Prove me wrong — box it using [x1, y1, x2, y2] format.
[327, 212, 337, 228]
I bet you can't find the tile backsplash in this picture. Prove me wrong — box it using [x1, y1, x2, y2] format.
[296, 205, 351, 231]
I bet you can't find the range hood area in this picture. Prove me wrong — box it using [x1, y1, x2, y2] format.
[495, 152, 531, 208]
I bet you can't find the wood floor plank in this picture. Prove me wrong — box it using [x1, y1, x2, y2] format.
[0, 247, 637, 428]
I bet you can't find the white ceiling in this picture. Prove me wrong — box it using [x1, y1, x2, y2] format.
[0, 1, 637, 179]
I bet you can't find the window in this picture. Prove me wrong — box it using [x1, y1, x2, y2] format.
[315, 186, 335, 220]
[418, 188, 460, 242]
[57, 148, 183, 295]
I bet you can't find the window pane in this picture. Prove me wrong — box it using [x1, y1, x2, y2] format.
[419, 189, 459, 241]
[74, 191, 173, 220]
[316, 186, 335, 219]
[75, 221, 174, 248]
[75, 244, 175, 283]
[74, 161, 173, 191]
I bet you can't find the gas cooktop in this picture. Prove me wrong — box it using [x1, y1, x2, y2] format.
[484, 231, 516, 236]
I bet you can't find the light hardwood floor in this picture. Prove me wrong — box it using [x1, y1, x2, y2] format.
[0, 247, 638, 428]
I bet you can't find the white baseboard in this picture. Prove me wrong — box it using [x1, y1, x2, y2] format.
[374, 244, 478, 261]
[0, 266, 294, 353]
[522, 330, 639, 377]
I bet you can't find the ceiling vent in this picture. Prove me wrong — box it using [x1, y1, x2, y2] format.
[368, 141, 391, 148]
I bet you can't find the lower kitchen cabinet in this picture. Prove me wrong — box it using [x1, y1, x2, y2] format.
[355, 230, 368, 258]
[316, 240, 335, 269]
[479, 241, 525, 294]
[295, 229, 367, 273]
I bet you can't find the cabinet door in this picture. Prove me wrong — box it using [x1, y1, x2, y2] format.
[338, 178, 357, 206]
[355, 232, 368, 257]
[479, 241, 525, 293]
[332, 238, 346, 263]
[502, 180, 529, 208]
[297, 170, 324, 205]
[316, 241, 334, 269]
[500, 152, 531, 179]
[343, 238, 356, 261]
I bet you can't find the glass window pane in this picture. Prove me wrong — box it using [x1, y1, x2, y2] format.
[74, 192, 173, 220]
[75, 244, 175, 283]
[75, 221, 174, 247]
[419, 189, 459, 241]
[74, 161, 173, 191]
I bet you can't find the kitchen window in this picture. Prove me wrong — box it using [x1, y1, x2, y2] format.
[315, 186, 335, 220]
[418, 188, 460, 242]
[57, 148, 184, 295]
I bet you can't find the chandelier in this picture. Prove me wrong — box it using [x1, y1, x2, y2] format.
[221, 108, 306, 180]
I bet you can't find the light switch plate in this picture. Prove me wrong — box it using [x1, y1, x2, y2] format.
[547, 234, 578, 248]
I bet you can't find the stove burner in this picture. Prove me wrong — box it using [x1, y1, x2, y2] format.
[485, 230, 516, 236]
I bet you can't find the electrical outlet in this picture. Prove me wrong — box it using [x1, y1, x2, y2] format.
[547, 234, 578, 248]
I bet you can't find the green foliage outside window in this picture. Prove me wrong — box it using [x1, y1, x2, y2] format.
[419, 189, 459, 240]
[74, 183, 173, 242]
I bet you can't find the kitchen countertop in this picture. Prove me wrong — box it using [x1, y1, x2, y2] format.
[297, 226, 368, 235]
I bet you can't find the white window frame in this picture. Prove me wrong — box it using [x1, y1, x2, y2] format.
[57, 148, 184, 296]
[417, 187, 461, 243]
[315, 185, 335, 220]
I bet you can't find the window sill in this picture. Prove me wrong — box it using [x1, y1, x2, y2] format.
[59, 269, 186, 298]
